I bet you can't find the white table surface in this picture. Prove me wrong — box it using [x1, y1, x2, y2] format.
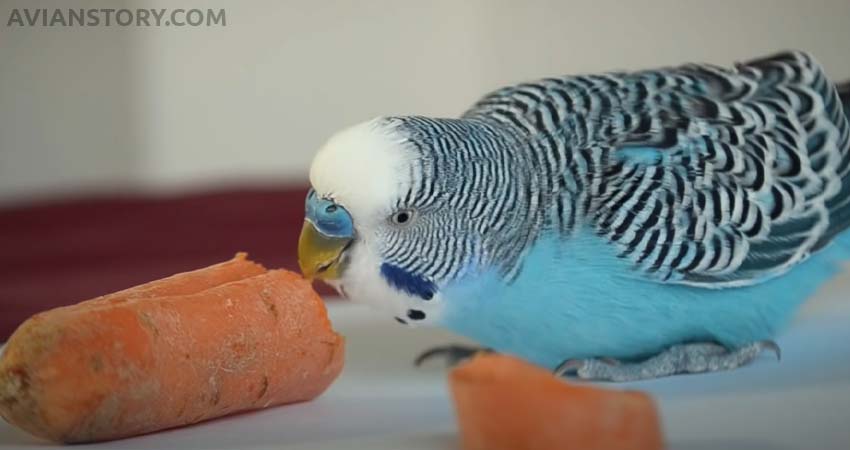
[2, 271, 850, 450]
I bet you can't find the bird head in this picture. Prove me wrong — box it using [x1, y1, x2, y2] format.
[298, 116, 522, 324]
[298, 117, 438, 323]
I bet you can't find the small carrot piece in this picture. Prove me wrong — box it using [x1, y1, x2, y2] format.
[449, 354, 664, 450]
[0, 255, 344, 443]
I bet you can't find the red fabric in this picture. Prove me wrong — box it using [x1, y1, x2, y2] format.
[0, 187, 334, 341]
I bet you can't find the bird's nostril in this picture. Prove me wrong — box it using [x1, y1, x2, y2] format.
[407, 309, 426, 321]
[394, 316, 408, 325]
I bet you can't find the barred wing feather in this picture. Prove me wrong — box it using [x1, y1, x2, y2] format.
[465, 51, 850, 287]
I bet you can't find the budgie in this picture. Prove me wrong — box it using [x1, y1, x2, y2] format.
[297, 51, 850, 381]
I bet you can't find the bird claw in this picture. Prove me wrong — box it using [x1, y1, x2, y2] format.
[553, 340, 783, 382]
[553, 359, 585, 377]
[554, 357, 622, 379]
[757, 340, 782, 361]
[414, 345, 489, 368]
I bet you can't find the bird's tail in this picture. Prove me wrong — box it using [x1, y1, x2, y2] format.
[839, 81, 850, 118]
[827, 81, 850, 255]
[816, 81, 850, 255]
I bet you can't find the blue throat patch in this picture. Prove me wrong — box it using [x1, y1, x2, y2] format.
[380, 263, 436, 300]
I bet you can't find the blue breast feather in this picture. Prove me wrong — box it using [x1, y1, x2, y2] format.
[439, 229, 850, 369]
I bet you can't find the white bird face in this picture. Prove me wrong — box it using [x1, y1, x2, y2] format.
[298, 118, 444, 323]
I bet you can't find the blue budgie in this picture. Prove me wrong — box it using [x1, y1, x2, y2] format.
[297, 51, 850, 381]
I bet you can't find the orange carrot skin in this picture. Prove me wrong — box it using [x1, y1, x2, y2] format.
[0, 268, 344, 443]
[79, 252, 267, 308]
[450, 354, 664, 450]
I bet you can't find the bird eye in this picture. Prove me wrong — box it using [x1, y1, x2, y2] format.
[325, 204, 337, 213]
[391, 209, 415, 226]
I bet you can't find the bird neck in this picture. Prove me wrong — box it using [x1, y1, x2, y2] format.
[393, 115, 590, 280]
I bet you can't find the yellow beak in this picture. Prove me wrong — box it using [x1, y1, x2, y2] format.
[297, 220, 351, 280]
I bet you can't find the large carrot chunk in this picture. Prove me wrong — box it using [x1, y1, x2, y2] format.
[0, 254, 344, 443]
[449, 354, 663, 450]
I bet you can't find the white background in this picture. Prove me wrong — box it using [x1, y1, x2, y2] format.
[2, 0, 850, 204]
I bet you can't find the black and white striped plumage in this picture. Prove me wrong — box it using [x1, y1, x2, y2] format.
[458, 50, 850, 287]
[309, 51, 850, 324]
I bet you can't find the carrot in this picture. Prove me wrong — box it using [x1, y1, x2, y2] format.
[0, 255, 344, 443]
[76, 251, 267, 309]
[449, 354, 664, 450]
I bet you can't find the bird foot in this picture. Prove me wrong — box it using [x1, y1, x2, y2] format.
[554, 340, 781, 382]
[414, 344, 492, 368]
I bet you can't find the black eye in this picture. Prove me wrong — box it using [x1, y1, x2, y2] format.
[325, 204, 337, 213]
[391, 209, 414, 225]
